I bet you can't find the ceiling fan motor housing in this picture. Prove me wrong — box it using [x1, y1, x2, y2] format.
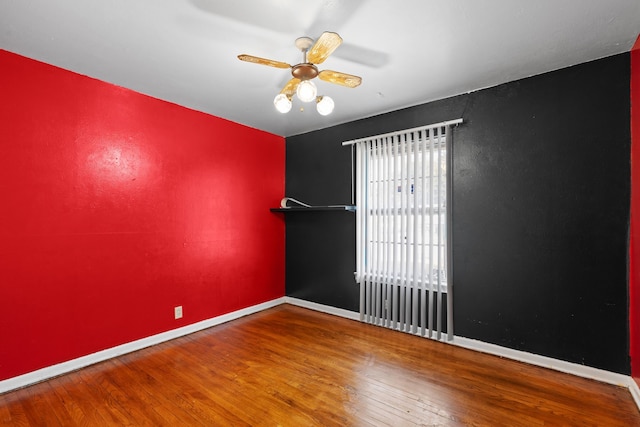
[292, 63, 319, 80]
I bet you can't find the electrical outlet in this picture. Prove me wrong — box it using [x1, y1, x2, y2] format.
[174, 306, 183, 319]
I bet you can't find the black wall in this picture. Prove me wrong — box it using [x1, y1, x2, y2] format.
[285, 53, 631, 374]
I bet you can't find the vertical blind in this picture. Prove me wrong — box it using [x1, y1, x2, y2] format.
[343, 119, 461, 341]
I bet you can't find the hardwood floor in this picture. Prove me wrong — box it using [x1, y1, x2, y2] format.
[1, 304, 639, 426]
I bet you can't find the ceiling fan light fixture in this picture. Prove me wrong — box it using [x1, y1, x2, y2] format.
[296, 80, 317, 103]
[316, 96, 334, 116]
[273, 93, 292, 113]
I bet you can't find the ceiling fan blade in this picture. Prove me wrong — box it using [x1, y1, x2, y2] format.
[281, 78, 301, 96]
[307, 32, 343, 65]
[318, 70, 362, 88]
[237, 54, 291, 69]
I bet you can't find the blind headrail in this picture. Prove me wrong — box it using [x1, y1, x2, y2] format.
[341, 118, 463, 146]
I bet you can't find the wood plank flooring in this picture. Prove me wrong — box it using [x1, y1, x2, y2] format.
[1, 304, 639, 426]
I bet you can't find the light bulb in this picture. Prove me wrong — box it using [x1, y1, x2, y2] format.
[296, 80, 317, 103]
[316, 96, 335, 116]
[273, 93, 292, 113]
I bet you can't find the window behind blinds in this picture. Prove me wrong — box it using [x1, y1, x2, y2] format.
[345, 119, 461, 341]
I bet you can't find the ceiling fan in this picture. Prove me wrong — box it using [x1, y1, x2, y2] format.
[237, 32, 362, 115]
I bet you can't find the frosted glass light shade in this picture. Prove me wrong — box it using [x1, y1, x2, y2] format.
[316, 96, 334, 116]
[273, 94, 292, 113]
[296, 80, 317, 103]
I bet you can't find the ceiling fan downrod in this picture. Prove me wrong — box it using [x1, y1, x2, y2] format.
[292, 37, 318, 80]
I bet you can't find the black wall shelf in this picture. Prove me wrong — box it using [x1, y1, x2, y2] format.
[270, 205, 356, 213]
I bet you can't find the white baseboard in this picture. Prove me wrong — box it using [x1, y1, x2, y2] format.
[0, 297, 286, 394]
[451, 336, 630, 388]
[284, 297, 360, 320]
[284, 297, 640, 412]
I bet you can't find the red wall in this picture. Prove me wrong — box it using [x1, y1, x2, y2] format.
[0, 50, 285, 380]
[631, 35, 640, 384]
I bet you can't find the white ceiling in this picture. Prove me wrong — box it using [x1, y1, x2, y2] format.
[1, 0, 639, 137]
